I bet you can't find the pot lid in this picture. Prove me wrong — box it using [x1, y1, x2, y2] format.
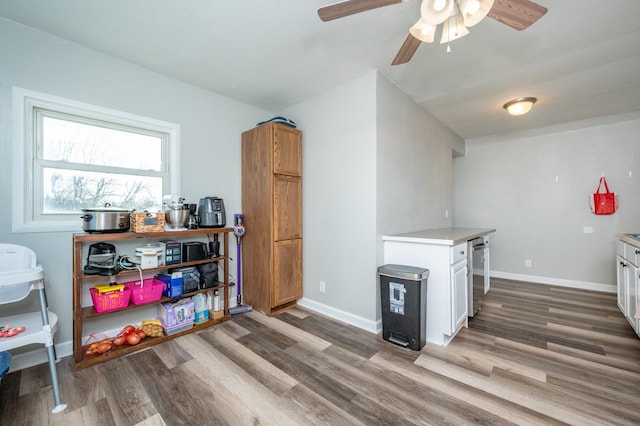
[82, 203, 132, 212]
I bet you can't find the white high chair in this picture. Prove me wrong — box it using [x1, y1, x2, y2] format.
[0, 244, 66, 413]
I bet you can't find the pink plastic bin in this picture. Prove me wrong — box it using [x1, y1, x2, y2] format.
[90, 287, 131, 313]
[124, 278, 164, 306]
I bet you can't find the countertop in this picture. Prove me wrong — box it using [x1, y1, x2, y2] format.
[382, 227, 496, 246]
[617, 233, 640, 247]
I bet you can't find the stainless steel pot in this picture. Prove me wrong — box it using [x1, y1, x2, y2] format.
[80, 204, 132, 233]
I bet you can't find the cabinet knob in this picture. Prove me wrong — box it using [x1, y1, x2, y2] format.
[621, 261, 627, 267]
[635, 249, 640, 255]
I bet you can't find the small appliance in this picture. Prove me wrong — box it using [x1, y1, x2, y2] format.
[84, 242, 119, 275]
[80, 204, 132, 233]
[187, 203, 199, 229]
[182, 242, 207, 262]
[163, 194, 189, 229]
[197, 197, 226, 228]
[135, 243, 163, 269]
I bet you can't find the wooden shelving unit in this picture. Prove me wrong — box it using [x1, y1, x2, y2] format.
[72, 228, 232, 369]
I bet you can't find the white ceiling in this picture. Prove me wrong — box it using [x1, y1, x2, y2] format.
[2, 0, 640, 140]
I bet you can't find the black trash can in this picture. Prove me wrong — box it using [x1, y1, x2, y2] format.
[378, 264, 428, 351]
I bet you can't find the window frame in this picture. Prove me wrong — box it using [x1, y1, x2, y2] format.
[12, 87, 181, 233]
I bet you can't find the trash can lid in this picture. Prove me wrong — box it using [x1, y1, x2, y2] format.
[378, 264, 429, 280]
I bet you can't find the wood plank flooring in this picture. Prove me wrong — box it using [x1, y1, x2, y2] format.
[2, 278, 639, 425]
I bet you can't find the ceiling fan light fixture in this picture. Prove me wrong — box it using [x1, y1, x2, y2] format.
[503, 97, 537, 116]
[440, 10, 469, 43]
[458, 0, 495, 27]
[421, 0, 455, 25]
[409, 18, 437, 43]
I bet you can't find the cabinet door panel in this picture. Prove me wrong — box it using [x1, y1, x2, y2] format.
[274, 175, 302, 241]
[274, 126, 301, 176]
[627, 264, 638, 332]
[272, 239, 302, 307]
[449, 260, 468, 335]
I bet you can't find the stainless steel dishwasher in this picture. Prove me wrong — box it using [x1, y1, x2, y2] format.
[468, 236, 490, 317]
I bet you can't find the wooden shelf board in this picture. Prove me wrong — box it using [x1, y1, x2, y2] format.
[74, 315, 230, 369]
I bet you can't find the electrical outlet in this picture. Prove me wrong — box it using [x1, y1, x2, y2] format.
[525, 259, 532, 268]
[319, 280, 326, 293]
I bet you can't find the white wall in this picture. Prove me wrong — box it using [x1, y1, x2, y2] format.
[0, 19, 269, 352]
[453, 115, 640, 290]
[376, 75, 463, 239]
[283, 72, 379, 329]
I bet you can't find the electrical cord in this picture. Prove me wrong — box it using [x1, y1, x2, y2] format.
[116, 255, 144, 285]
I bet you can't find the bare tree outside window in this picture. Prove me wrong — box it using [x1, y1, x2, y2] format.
[40, 115, 164, 213]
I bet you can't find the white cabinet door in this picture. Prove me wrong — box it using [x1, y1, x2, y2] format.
[627, 263, 639, 333]
[449, 259, 468, 335]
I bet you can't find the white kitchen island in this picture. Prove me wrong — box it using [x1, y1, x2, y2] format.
[382, 227, 495, 346]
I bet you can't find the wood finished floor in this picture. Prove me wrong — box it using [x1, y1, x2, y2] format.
[1, 278, 639, 425]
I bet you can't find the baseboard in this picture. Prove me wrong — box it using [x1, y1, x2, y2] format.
[8, 340, 73, 373]
[297, 297, 381, 334]
[491, 271, 616, 293]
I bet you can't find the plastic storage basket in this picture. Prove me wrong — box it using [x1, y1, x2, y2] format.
[90, 287, 131, 313]
[124, 278, 164, 305]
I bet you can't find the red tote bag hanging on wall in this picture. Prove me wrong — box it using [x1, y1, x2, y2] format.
[590, 177, 618, 215]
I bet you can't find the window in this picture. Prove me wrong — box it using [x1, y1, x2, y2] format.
[12, 87, 180, 233]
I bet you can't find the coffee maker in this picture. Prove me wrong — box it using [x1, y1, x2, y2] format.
[187, 203, 199, 229]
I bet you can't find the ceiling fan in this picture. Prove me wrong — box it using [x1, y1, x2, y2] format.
[317, 0, 547, 65]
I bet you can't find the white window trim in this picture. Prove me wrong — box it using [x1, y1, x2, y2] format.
[12, 86, 181, 233]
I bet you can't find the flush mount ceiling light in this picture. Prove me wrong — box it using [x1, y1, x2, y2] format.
[503, 97, 537, 116]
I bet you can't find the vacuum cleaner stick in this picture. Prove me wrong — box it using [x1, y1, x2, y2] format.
[230, 214, 252, 315]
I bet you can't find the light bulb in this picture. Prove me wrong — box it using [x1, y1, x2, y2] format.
[434, 0, 447, 11]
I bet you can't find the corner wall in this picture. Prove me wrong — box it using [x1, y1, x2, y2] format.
[286, 72, 464, 330]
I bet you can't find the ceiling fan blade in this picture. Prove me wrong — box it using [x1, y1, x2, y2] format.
[487, 0, 548, 31]
[391, 33, 421, 66]
[318, 0, 407, 22]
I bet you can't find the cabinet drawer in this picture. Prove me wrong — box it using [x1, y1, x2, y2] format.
[619, 241, 640, 266]
[451, 242, 467, 265]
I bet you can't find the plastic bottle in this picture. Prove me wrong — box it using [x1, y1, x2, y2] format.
[213, 290, 220, 311]
[206, 291, 213, 311]
[193, 293, 209, 324]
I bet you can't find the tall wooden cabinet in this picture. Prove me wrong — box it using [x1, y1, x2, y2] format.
[241, 122, 302, 315]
